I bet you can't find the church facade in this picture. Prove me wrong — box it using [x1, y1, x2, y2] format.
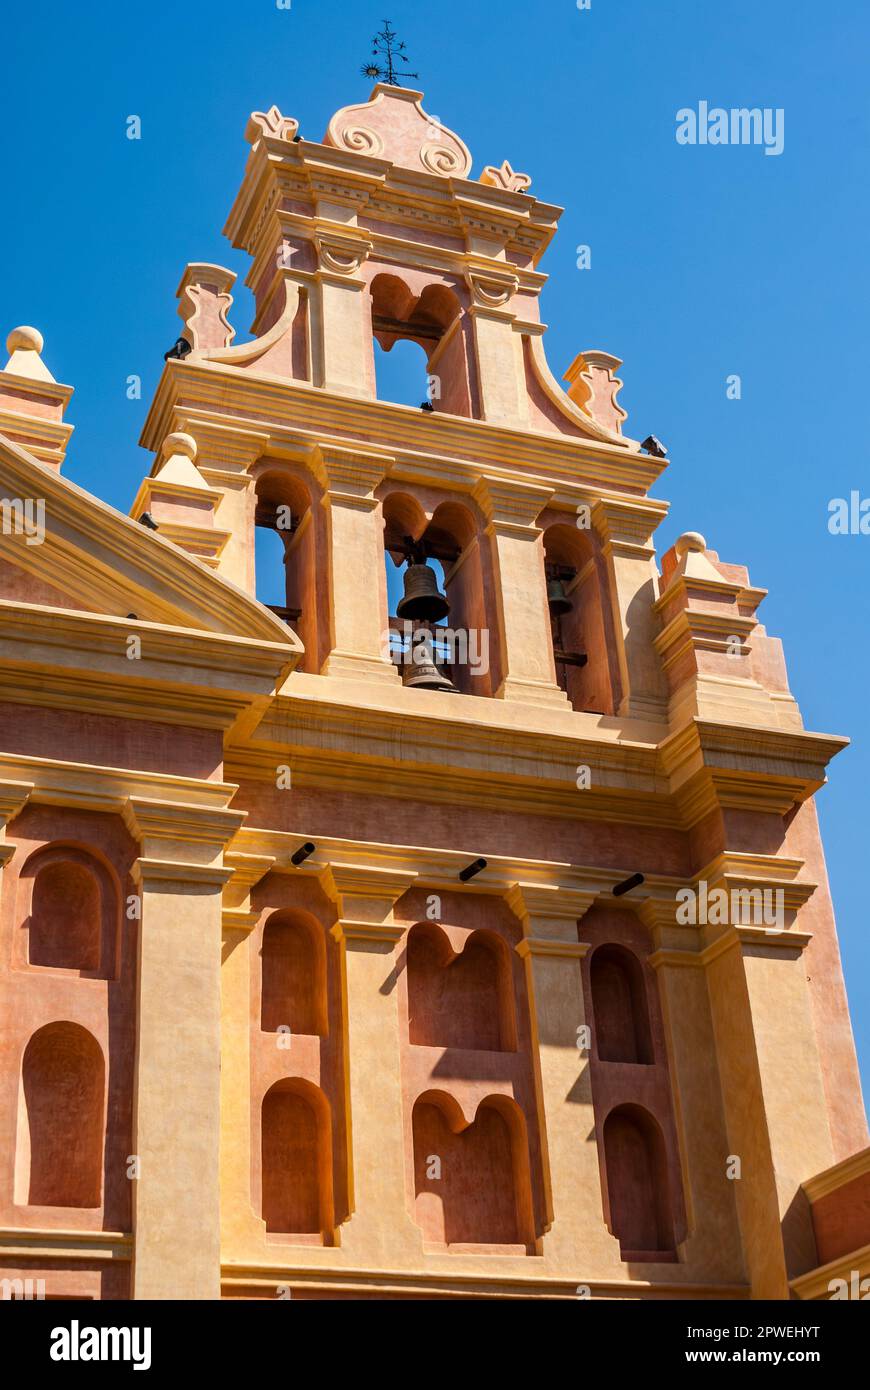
[0, 84, 867, 1301]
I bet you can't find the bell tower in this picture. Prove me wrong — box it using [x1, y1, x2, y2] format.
[140, 82, 668, 715]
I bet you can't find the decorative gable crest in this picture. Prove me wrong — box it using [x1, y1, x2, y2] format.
[325, 84, 472, 178]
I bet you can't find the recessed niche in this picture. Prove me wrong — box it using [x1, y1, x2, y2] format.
[260, 910, 327, 1036]
[16, 1022, 104, 1208]
[603, 1104, 675, 1259]
[590, 943, 654, 1064]
[28, 859, 101, 972]
[412, 1094, 532, 1248]
[261, 1079, 333, 1240]
[407, 923, 515, 1051]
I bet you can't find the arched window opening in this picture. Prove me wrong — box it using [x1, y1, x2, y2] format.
[412, 1094, 532, 1249]
[29, 860, 101, 972]
[590, 944, 654, 1064]
[261, 1080, 333, 1239]
[383, 493, 494, 696]
[254, 472, 322, 673]
[254, 524, 288, 609]
[407, 924, 515, 1051]
[260, 911, 326, 1036]
[542, 523, 618, 715]
[370, 274, 469, 416]
[17, 1023, 104, 1208]
[603, 1105, 675, 1258]
[373, 337, 432, 409]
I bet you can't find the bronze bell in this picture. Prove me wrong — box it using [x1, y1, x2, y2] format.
[396, 561, 450, 623]
[401, 628, 456, 693]
[547, 577, 573, 617]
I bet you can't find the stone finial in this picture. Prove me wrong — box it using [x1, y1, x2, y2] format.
[0, 324, 73, 470]
[176, 264, 236, 352]
[563, 350, 628, 436]
[130, 430, 229, 567]
[479, 160, 532, 194]
[4, 325, 53, 382]
[325, 85, 472, 179]
[161, 431, 198, 464]
[675, 531, 707, 557]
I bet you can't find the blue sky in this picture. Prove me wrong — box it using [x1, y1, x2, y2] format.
[3, 1, 867, 1100]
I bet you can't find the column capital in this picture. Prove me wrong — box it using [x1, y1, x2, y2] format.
[222, 850, 276, 932]
[122, 796, 245, 867]
[131, 858, 234, 890]
[591, 495, 664, 557]
[506, 881, 597, 929]
[314, 443, 394, 502]
[322, 862, 416, 930]
[516, 937, 589, 961]
[472, 474, 553, 531]
[330, 920, 406, 946]
[0, 780, 33, 826]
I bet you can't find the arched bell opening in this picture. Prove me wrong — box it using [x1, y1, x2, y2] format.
[369, 273, 471, 417]
[254, 470, 323, 672]
[602, 1104, 676, 1260]
[589, 943, 654, 1065]
[407, 923, 517, 1052]
[541, 522, 619, 714]
[412, 1091, 534, 1249]
[382, 492, 494, 696]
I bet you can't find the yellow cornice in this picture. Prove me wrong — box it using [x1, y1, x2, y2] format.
[0, 1228, 132, 1263]
[225, 682, 845, 830]
[224, 135, 561, 267]
[219, 1262, 748, 1300]
[226, 825, 688, 916]
[802, 1145, 870, 1204]
[0, 751, 238, 817]
[140, 362, 666, 495]
[660, 718, 848, 823]
[0, 601, 296, 730]
[790, 1242, 870, 1301]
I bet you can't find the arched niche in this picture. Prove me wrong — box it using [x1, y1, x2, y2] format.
[16, 1022, 104, 1208]
[18, 844, 119, 977]
[602, 1104, 676, 1259]
[261, 1078, 334, 1240]
[369, 273, 471, 417]
[260, 909, 327, 1037]
[541, 521, 620, 714]
[254, 468, 324, 672]
[407, 923, 516, 1051]
[412, 1092, 533, 1248]
[382, 491, 495, 696]
[589, 943, 654, 1064]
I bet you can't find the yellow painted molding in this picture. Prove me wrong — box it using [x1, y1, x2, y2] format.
[802, 1145, 870, 1204]
[515, 938, 589, 961]
[140, 362, 666, 495]
[0, 1228, 132, 1263]
[131, 857, 234, 889]
[790, 1242, 870, 1301]
[330, 920, 406, 945]
[218, 1261, 748, 1301]
[0, 751, 237, 814]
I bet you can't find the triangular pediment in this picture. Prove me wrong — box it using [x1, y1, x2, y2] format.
[0, 431, 301, 650]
